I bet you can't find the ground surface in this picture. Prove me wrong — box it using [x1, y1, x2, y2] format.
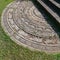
[0, 0, 60, 60]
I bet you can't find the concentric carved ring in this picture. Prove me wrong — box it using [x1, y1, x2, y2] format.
[1, 1, 60, 53]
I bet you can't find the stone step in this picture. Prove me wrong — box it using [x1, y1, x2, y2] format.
[49, 0, 60, 8]
[41, 0, 60, 16]
[37, 0, 60, 23]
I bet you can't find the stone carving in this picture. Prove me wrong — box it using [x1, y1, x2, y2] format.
[1, 1, 60, 53]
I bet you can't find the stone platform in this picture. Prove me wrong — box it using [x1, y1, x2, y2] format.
[1, 1, 60, 53]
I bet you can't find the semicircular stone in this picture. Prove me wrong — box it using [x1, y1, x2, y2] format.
[1, 1, 60, 53]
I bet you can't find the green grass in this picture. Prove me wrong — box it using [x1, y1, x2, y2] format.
[0, 0, 60, 60]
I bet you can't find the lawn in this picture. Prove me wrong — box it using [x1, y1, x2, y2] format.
[0, 0, 60, 60]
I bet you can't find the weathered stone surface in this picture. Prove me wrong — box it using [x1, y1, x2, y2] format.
[1, 1, 60, 53]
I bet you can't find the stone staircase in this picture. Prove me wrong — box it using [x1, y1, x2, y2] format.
[37, 0, 60, 23]
[49, 0, 60, 8]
